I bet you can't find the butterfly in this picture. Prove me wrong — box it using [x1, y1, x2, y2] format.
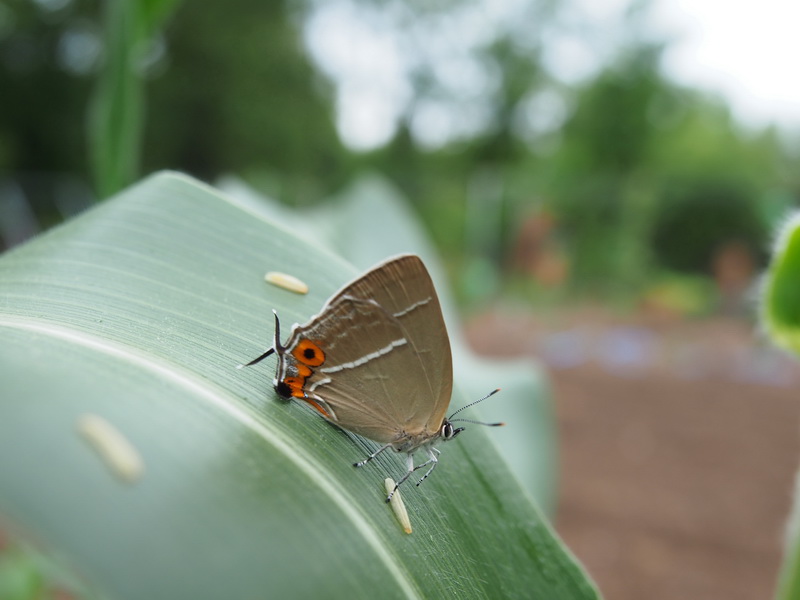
[241, 254, 502, 501]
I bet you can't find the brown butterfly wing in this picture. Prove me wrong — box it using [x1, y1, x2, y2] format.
[290, 255, 453, 443]
[326, 255, 453, 432]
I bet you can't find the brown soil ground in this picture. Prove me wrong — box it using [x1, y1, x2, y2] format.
[466, 307, 800, 600]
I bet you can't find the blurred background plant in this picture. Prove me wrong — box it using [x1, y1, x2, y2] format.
[3, 0, 796, 310]
[2, 0, 800, 598]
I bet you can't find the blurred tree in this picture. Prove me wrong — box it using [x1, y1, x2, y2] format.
[144, 0, 349, 204]
[362, 18, 553, 265]
[647, 97, 786, 276]
[0, 0, 95, 175]
[560, 45, 666, 175]
[1, 0, 796, 303]
[536, 42, 790, 296]
[519, 45, 671, 293]
[652, 180, 765, 271]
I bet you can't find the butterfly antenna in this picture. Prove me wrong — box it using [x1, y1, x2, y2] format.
[447, 388, 504, 427]
[449, 417, 505, 427]
[237, 309, 282, 368]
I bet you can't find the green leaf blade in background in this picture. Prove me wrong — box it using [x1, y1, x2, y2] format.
[762, 211, 800, 600]
[89, 0, 181, 197]
[762, 212, 800, 356]
[0, 172, 599, 599]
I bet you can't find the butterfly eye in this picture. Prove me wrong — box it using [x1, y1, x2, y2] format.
[441, 422, 465, 440]
[441, 422, 456, 439]
[292, 339, 325, 367]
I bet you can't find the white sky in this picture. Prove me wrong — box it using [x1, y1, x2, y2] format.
[650, 0, 800, 131]
[304, 0, 800, 150]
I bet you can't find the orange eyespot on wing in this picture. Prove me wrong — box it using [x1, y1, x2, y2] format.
[292, 339, 325, 367]
[295, 363, 312, 378]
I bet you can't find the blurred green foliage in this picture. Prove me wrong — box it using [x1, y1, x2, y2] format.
[1, 0, 797, 301]
[0, 0, 94, 174]
[539, 46, 783, 295]
[143, 0, 352, 202]
[88, 0, 182, 197]
[762, 213, 800, 353]
[761, 214, 800, 600]
[0, 536, 99, 600]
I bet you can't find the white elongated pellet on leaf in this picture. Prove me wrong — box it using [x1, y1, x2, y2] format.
[384, 478, 412, 534]
[77, 414, 144, 483]
[265, 271, 309, 295]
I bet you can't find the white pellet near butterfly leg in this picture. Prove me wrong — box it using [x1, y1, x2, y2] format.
[386, 454, 417, 502]
[384, 447, 441, 502]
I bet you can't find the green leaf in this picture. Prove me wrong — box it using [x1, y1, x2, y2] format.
[762, 211, 800, 600]
[776, 473, 800, 600]
[761, 212, 800, 356]
[0, 172, 599, 599]
[88, 0, 181, 197]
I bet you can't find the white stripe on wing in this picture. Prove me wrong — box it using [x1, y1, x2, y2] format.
[392, 297, 431, 318]
[320, 338, 408, 374]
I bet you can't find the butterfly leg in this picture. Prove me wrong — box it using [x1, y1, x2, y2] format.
[386, 453, 416, 502]
[414, 447, 441, 487]
[353, 442, 393, 468]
